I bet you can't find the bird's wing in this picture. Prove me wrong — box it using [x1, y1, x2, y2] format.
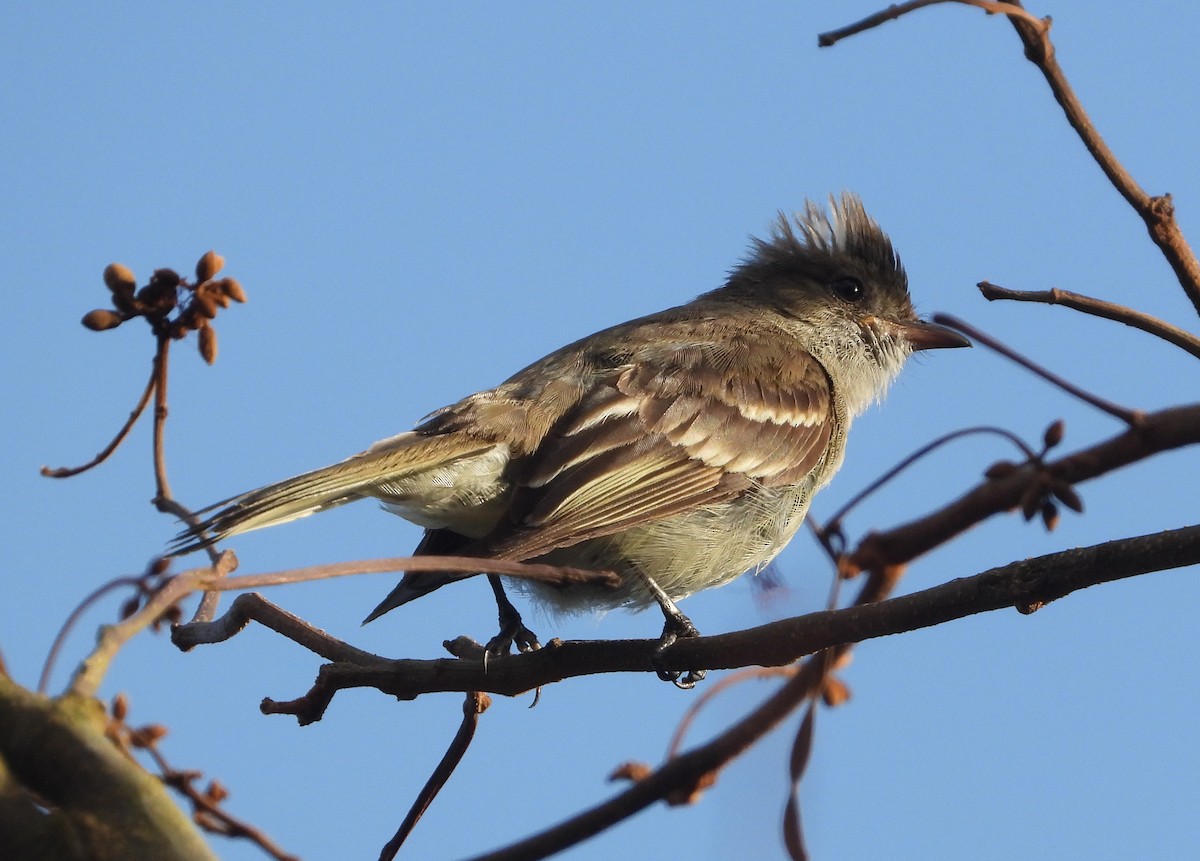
[482, 338, 836, 561]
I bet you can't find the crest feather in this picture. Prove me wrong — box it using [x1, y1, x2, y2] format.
[731, 192, 905, 286]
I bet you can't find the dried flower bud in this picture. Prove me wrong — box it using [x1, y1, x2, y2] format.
[1040, 500, 1059, 532]
[111, 692, 129, 721]
[199, 324, 218, 365]
[609, 761, 652, 783]
[219, 277, 247, 303]
[195, 250, 224, 283]
[821, 676, 852, 707]
[103, 263, 137, 293]
[138, 724, 169, 745]
[192, 293, 218, 319]
[984, 460, 1018, 481]
[1019, 484, 1043, 521]
[82, 309, 124, 331]
[120, 596, 141, 619]
[149, 556, 171, 577]
[205, 781, 230, 803]
[201, 284, 231, 309]
[1043, 420, 1065, 450]
[1051, 482, 1084, 513]
[667, 771, 716, 806]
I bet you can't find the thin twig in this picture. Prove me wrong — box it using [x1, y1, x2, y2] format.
[821, 425, 1037, 531]
[40, 358, 158, 478]
[69, 552, 618, 698]
[996, 3, 1200, 315]
[139, 741, 299, 861]
[38, 576, 144, 694]
[664, 667, 796, 760]
[817, 0, 1045, 47]
[933, 314, 1143, 425]
[151, 333, 173, 501]
[978, 281, 1200, 360]
[379, 691, 491, 861]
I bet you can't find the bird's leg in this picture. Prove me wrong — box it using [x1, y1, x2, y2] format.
[484, 574, 541, 656]
[637, 570, 706, 689]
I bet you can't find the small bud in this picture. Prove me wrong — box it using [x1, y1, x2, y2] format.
[199, 324, 218, 365]
[138, 724, 169, 745]
[984, 460, 1018, 481]
[822, 676, 852, 707]
[1043, 420, 1065, 450]
[119, 596, 141, 619]
[218, 277, 247, 303]
[192, 293, 218, 319]
[1019, 484, 1043, 521]
[609, 761, 652, 783]
[200, 284, 231, 309]
[1051, 482, 1084, 513]
[205, 781, 230, 803]
[1040, 501, 1059, 532]
[111, 692, 129, 721]
[149, 556, 171, 577]
[195, 250, 224, 283]
[103, 263, 137, 293]
[82, 309, 124, 331]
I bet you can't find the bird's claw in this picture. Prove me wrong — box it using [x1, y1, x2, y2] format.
[651, 612, 706, 688]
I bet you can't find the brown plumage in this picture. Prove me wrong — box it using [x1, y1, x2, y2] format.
[172, 194, 967, 629]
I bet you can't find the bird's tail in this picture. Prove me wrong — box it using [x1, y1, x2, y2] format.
[170, 431, 497, 555]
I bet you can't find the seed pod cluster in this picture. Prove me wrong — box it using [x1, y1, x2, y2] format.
[80, 250, 247, 366]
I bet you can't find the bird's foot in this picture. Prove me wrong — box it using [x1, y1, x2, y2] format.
[485, 613, 542, 658]
[485, 575, 542, 659]
[652, 610, 706, 689]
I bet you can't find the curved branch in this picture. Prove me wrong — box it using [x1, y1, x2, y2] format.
[978, 281, 1200, 360]
[998, 4, 1200, 314]
[820, 0, 1200, 313]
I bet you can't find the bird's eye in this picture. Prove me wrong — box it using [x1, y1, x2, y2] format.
[830, 276, 864, 303]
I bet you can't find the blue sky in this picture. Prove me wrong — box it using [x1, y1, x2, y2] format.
[3, 4, 1199, 860]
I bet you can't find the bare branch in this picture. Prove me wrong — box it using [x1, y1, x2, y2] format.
[849, 402, 1200, 572]
[997, 4, 1200, 314]
[379, 692, 491, 861]
[40, 357, 158, 478]
[934, 314, 1143, 425]
[821, 0, 1200, 312]
[251, 524, 1200, 715]
[816, 0, 1046, 47]
[978, 281, 1200, 360]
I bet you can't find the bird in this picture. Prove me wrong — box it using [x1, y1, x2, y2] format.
[172, 193, 968, 685]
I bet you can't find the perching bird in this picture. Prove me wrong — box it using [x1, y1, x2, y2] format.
[173, 194, 968, 685]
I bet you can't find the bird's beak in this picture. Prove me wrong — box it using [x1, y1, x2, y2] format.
[894, 318, 971, 351]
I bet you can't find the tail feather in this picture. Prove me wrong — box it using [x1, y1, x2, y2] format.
[170, 432, 496, 555]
